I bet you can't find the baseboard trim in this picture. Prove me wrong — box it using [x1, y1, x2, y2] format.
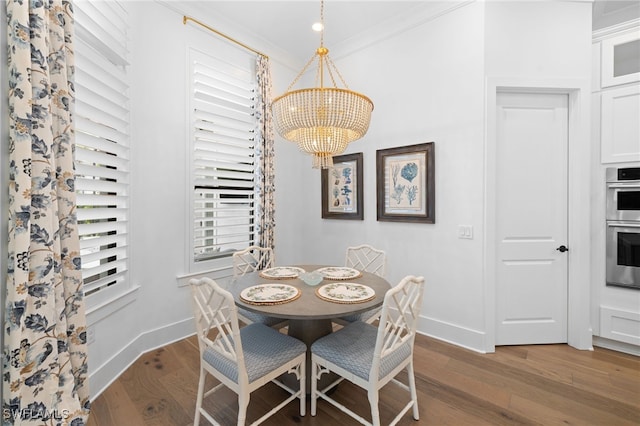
[89, 314, 488, 399]
[418, 315, 487, 353]
[593, 336, 640, 356]
[89, 317, 195, 400]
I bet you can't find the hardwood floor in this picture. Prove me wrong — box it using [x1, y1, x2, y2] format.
[87, 333, 640, 425]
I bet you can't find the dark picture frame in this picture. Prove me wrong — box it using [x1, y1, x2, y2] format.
[376, 142, 435, 223]
[321, 153, 364, 220]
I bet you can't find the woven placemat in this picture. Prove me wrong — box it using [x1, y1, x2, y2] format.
[258, 272, 296, 280]
[323, 273, 363, 281]
[315, 289, 375, 304]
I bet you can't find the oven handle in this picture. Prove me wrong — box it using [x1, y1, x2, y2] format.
[607, 183, 640, 189]
[608, 222, 640, 228]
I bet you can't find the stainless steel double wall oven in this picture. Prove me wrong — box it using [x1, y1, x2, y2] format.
[606, 167, 640, 289]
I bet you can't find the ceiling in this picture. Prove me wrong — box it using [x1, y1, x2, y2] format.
[183, 1, 439, 66]
[592, 0, 640, 30]
[180, 1, 640, 66]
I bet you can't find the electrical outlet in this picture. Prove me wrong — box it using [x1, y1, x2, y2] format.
[458, 225, 473, 239]
[86, 326, 96, 345]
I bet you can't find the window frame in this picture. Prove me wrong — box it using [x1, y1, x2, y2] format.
[74, 0, 134, 311]
[187, 47, 260, 274]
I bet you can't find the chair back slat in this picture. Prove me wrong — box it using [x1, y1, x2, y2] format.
[374, 276, 425, 367]
[189, 277, 244, 364]
[233, 245, 275, 277]
[345, 244, 387, 277]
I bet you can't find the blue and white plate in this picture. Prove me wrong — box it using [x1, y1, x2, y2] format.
[316, 282, 375, 304]
[259, 266, 306, 279]
[240, 284, 300, 304]
[316, 266, 362, 280]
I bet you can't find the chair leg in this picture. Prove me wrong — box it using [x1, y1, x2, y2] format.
[299, 359, 306, 417]
[194, 368, 206, 426]
[237, 392, 250, 426]
[407, 361, 420, 420]
[368, 389, 380, 426]
[310, 359, 318, 416]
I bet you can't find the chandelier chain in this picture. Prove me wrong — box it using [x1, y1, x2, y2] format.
[326, 55, 350, 89]
[285, 53, 317, 93]
[320, 0, 325, 47]
[318, 55, 338, 88]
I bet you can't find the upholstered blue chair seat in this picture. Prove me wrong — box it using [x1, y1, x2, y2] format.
[238, 307, 286, 328]
[204, 323, 306, 384]
[311, 321, 411, 381]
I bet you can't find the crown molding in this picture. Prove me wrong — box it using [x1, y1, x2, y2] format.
[592, 18, 640, 42]
[329, 1, 476, 61]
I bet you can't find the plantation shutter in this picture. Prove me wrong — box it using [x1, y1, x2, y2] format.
[190, 49, 258, 262]
[74, 1, 130, 302]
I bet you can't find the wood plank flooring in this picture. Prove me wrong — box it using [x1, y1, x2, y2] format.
[87, 333, 640, 425]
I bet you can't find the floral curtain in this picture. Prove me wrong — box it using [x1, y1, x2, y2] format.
[4, 0, 90, 424]
[255, 55, 276, 252]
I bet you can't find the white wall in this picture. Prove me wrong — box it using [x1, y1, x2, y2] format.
[275, 0, 594, 351]
[85, 0, 299, 397]
[485, 1, 593, 78]
[0, 0, 615, 400]
[274, 1, 488, 350]
[85, 1, 190, 397]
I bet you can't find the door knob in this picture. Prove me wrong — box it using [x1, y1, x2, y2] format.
[556, 245, 568, 253]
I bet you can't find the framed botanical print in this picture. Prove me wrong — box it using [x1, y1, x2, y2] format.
[376, 142, 435, 223]
[321, 153, 364, 220]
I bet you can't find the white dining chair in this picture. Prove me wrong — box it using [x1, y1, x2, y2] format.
[311, 275, 425, 426]
[189, 277, 306, 426]
[345, 244, 387, 278]
[336, 244, 387, 325]
[233, 245, 274, 277]
[232, 246, 288, 329]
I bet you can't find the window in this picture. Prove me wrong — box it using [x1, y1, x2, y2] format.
[74, 1, 130, 307]
[189, 49, 258, 267]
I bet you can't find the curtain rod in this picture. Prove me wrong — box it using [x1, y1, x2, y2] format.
[183, 16, 269, 59]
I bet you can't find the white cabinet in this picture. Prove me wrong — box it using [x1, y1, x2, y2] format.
[592, 22, 640, 354]
[594, 23, 640, 164]
[601, 85, 640, 163]
[601, 30, 640, 88]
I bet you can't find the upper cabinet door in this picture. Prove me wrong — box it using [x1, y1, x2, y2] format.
[601, 84, 640, 164]
[601, 29, 640, 88]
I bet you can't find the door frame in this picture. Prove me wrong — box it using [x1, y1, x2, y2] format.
[484, 77, 593, 353]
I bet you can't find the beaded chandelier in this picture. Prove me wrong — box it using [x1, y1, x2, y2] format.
[271, 0, 374, 169]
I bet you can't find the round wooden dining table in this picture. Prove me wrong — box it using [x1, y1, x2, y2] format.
[229, 264, 392, 392]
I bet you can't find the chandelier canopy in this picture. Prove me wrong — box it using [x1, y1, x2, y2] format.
[271, 1, 374, 169]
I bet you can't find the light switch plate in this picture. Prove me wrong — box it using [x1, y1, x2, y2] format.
[458, 225, 473, 239]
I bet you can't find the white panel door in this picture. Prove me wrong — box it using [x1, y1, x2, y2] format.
[495, 92, 569, 345]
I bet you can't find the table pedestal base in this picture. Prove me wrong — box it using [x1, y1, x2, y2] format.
[283, 318, 338, 395]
